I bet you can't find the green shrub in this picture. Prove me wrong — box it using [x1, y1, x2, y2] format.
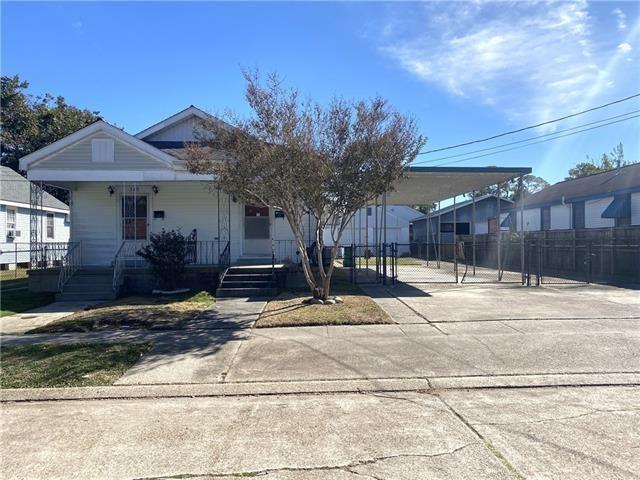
[137, 229, 187, 290]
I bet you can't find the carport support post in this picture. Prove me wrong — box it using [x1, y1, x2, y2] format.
[472, 190, 477, 276]
[453, 194, 458, 282]
[518, 175, 525, 285]
[426, 209, 430, 266]
[437, 201, 441, 268]
[497, 183, 502, 281]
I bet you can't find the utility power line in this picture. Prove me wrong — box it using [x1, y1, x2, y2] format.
[412, 110, 640, 166]
[430, 114, 639, 167]
[419, 93, 640, 155]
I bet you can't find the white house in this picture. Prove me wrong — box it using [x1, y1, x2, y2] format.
[18, 108, 320, 269]
[18, 106, 531, 297]
[518, 163, 640, 231]
[0, 166, 70, 270]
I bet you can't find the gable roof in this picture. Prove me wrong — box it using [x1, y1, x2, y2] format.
[524, 163, 640, 207]
[18, 120, 179, 171]
[0, 166, 69, 211]
[134, 105, 211, 140]
[412, 194, 513, 221]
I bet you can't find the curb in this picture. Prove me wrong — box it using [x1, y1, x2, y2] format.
[2, 373, 639, 402]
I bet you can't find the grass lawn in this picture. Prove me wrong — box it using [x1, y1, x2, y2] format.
[255, 273, 392, 328]
[0, 343, 151, 388]
[1, 287, 55, 317]
[27, 290, 214, 334]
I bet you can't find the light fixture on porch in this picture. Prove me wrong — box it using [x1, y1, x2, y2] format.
[152, 185, 159, 195]
[107, 185, 115, 196]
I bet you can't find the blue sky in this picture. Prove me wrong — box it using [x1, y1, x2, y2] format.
[2, 1, 639, 184]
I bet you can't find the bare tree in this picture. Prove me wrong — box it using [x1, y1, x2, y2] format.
[186, 71, 425, 300]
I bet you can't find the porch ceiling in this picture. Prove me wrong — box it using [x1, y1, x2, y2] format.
[386, 166, 532, 205]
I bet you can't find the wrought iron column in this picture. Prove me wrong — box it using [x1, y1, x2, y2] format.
[29, 181, 44, 269]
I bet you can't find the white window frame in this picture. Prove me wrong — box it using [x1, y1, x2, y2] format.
[46, 212, 55, 239]
[6, 207, 16, 231]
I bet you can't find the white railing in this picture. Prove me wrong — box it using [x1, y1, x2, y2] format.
[57, 242, 82, 292]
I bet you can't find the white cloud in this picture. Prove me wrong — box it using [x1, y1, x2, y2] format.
[71, 20, 83, 32]
[378, 1, 639, 125]
[612, 8, 627, 31]
[618, 42, 633, 53]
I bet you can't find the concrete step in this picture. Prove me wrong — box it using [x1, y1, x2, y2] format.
[69, 274, 113, 283]
[227, 267, 276, 275]
[221, 280, 273, 289]
[56, 291, 116, 302]
[224, 273, 274, 282]
[75, 267, 114, 275]
[216, 287, 277, 298]
[234, 257, 273, 266]
[62, 283, 114, 293]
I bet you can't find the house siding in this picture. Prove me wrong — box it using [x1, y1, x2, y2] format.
[144, 117, 202, 142]
[550, 204, 572, 230]
[70, 182, 315, 265]
[632, 192, 640, 226]
[585, 197, 615, 228]
[71, 183, 119, 265]
[32, 134, 174, 171]
[522, 208, 541, 231]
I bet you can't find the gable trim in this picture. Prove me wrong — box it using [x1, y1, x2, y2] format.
[134, 105, 210, 140]
[19, 120, 179, 171]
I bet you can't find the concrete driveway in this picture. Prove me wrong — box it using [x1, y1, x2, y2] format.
[2, 283, 639, 479]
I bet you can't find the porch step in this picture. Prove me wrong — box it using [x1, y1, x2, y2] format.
[56, 291, 116, 302]
[235, 256, 273, 266]
[221, 280, 273, 289]
[58, 266, 115, 302]
[216, 287, 277, 298]
[224, 273, 274, 282]
[216, 266, 280, 298]
[62, 283, 113, 293]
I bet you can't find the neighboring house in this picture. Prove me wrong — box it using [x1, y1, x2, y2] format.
[323, 205, 422, 247]
[0, 166, 70, 269]
[518, 163, 640, 231]
[411, 194, 513, 244]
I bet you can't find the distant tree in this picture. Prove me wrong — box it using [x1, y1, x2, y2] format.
[467, 174, 549, 201]
[413, 203, 437, 214]
[1, 75, 99, 201]
[566, 142, 632, 180]
[186, 70, 425, 301]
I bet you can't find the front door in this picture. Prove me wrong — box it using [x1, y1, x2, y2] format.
[121, 195, 148, 241]
[243, 205, 270, 256]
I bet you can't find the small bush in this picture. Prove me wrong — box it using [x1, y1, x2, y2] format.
[137, 229, 187, 290]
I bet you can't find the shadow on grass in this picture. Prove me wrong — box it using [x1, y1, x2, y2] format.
[1, 342, 152, 388]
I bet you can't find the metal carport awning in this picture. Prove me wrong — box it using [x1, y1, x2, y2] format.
[386, 166, 532, 205]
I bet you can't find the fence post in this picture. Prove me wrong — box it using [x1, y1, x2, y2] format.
[588, 241, 593, 284]
[382, 243, 387, 285]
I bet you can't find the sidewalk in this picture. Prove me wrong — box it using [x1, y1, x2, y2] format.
[2, 386, 638, 479]
[0, 301, 100, 335]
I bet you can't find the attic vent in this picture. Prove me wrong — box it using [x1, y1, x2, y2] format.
[91, 138, 115, 162]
